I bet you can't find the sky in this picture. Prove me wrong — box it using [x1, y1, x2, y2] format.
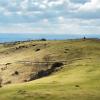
[0, 0, 100, 35]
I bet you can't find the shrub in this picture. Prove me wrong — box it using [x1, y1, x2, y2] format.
[15, 71, 19, 75]
[4, 81, 11, 85]
[51, 62, 63, 70]
[40, 38, 47, 41]
[0, 77, 2, 87]
[12, 71, 19, 76]
[35, 48, 40, 52]
[75, 85, 80, 87]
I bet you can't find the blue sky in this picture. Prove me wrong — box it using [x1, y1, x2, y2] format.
[0, 0, 100, 35]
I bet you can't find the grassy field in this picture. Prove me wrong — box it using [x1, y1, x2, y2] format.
[0, 39, 100, 100]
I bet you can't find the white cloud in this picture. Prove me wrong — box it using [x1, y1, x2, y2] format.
[0, 18, 99, 34]
[32, 2, 39, 6]
[20, 0, 29, 10]
[68, 1, 82, 11]
[58, 16, 65, 23]
[48, 0, 66, 7]
[43, 0, 48, 4]
[39, 4, 47, 9]
[78, 0, 100, 11]
[0, 0, 100, 35]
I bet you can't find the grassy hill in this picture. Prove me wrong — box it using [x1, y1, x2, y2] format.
[0, 39, 100, 100]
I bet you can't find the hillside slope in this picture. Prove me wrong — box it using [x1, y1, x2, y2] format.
[0, 39, 100, 100]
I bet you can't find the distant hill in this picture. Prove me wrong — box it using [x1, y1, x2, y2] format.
[0, 33, 100, 42]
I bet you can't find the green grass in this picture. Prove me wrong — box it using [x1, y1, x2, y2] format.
[0, 39, 100, 100]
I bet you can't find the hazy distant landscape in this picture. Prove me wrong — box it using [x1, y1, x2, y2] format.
[0, 33, 100, 43]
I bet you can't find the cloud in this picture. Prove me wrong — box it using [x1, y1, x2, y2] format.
[78, 0, 100, 11]
[0, 0, 99, 34]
